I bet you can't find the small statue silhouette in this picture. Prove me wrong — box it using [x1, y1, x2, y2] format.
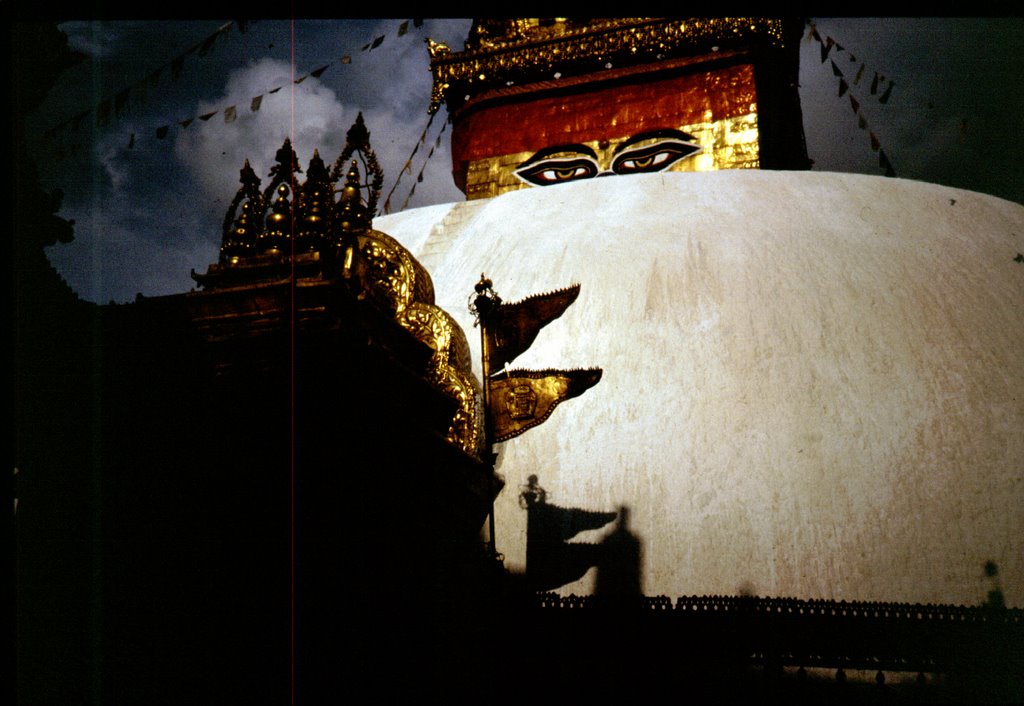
[518, 474, 547, 509]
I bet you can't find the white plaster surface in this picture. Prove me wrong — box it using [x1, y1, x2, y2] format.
[376, 171, 1024, 607]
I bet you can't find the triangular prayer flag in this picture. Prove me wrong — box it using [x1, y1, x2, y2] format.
[417, 171, 424, 183]
[849, 95, 860, 113]
[199, 111, 217, 121]
[486, 284, 580, 370]
[854, 63, 865, 85]
[879, 81, 894, 104]
[403, 159, 412, 174]
[398, 20, 409, 36]
[831, 60, 843, 77]
[115, 89, 130, 116]
[488, 368, 603, 443]
[310, 64, 329, 78]
[269, 86, 282, 94]
[838, 79, 848, 97]
[835, 43, 844, 53]
[251, 95, 263, 112]
[179, 118, 194, 129]
[361, 42, 370, 51]
[879, 150, 895, 177]
[341, 55, 351, 64]
[871, 73, 879, 95]
[371, 35, 384, 49]
[224, 105, 237, 123]
[870, 132, 880, 151]
[198, 33, 217, 55]
[858, 113, 867, 130]
[294, 75, 307, 84]
[156, 125, 169, 139]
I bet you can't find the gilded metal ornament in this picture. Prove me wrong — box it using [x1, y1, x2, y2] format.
[192, 115, 483, 458]
[331, 112, 384, 217]
[296, 149, 333, 253]
[221, 159, 265, 264]
[429, 18, 787, 113]
[489, 368, 603, 442]
[472, 275, 602, 447]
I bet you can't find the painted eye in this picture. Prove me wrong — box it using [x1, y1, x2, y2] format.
[515, 157, 600, 186]
[611, 139, 701, 175]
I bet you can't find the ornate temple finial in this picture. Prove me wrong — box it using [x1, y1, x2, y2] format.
[426, 37, 451, 59]
[469, 273, 502, 325]
[336, 159, 370, 234]
[296, 149, 332, 252]
[251, 137, 304, 256]
[264, 137, 302, 203]
[220, 158, 265, 264]
[345, 113, 370, 149]
[261, 183, 292, 255]
[331, 112, 384, 217]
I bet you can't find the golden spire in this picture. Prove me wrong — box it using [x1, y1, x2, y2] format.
[331, 112, 384, 216]
[296, 149, 332, 252]
[336, 159, 370, 234]
[219, 159, 264, 264]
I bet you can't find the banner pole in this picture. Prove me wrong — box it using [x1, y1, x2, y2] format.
[473, 275, 499, 560]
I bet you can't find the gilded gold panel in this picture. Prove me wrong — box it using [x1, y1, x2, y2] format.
[465, 112, 759, 200]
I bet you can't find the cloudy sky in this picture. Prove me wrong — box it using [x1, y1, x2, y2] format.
[24, 18, 1024, 304]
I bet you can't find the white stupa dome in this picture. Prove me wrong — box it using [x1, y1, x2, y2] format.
[376, 170, 1024, 607]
